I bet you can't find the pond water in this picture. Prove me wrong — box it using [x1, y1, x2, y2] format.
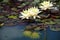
[0, 24, 60, 40]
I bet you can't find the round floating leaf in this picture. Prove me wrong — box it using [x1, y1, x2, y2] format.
[3, 0, 9, 2]
[23, 31, 32, 37]
[8, 15, 17, 19]
[45, 21, 56, 24]
[54, 19, 60, 24]
[34, 27, 41, 31]
[31, 32, 40, 39]
[0, 16, 4, 18]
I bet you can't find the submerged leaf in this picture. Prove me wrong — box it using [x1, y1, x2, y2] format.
[31, 32, 40, 39]
[23, 31, 32, 37]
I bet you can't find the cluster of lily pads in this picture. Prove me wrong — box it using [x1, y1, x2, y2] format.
[19, 1, 60, 24]
[20, 1, 60, 39]
[0, 0, 60, 26]
[0, 0, 60, 39]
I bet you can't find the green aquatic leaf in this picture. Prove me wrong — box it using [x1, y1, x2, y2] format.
[56, 16, 60, 18]
[35, 19, 42, 22]
[23, 31, 40, 39]
[54, 19, 60, 24]
[43, 19, 56, 24]
[0, 16, 4, 18]
[23, 31, 32, 37]
[31, 32, 40, 39]
[8, 15, 17, 19]
[3, 0, 9, 2]
[33, 0, 40, 3]
[34, 27, 41, 31]
[50, 27, 60, 31]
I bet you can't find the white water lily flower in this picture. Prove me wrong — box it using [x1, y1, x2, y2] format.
[39, 1, 53, 10]
[19, 7, 41, 19]
[19, 10, 31, 19]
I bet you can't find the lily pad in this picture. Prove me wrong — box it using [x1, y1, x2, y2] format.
[8, 15, 17, 19]
[31, 32, 40, 39]
[54, 19, 60, 24]
[23, 31, 32, 37]
[45, 21, 56, 24]
[0, 16, 4, 18]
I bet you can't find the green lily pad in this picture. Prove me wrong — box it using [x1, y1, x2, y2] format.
[54, 19, 60, 24]
[8, 15, 17, 19]
[35, 19, 42, 22]
[0, 16, 4, 18]
[45, 21, 56, 24]
[56, 16, 60, 18]
[3, 0, 9, 2]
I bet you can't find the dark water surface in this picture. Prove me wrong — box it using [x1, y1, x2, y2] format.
[0, 24, 60, 40]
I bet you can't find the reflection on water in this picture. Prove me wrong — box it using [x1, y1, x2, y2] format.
[0, 24, 43, 40]
[0, 24, 60, 40]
